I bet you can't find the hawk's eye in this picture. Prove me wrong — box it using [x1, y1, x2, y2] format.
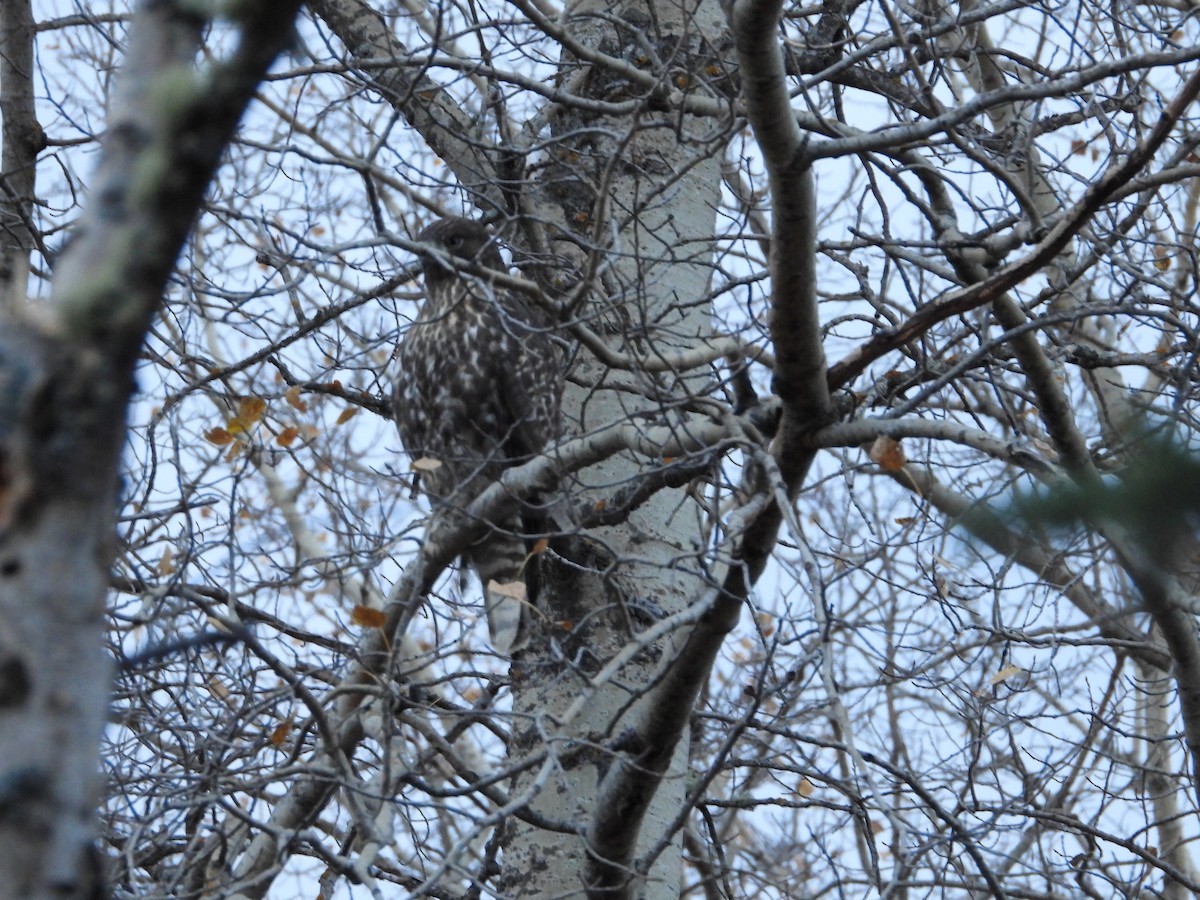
[446, 234, 464, 250]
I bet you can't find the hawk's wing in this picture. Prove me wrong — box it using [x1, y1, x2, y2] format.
[498, 330, 561, 462]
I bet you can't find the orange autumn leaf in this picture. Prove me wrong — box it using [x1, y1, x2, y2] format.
[335, 406, 358, 425]
[276, 426, 300, 447]
[205, 427, 234, 446]
[530, 538, 550, 555]
[350, 604, 387, 629]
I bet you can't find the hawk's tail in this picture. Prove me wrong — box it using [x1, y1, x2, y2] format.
[468, 528, 530, 654]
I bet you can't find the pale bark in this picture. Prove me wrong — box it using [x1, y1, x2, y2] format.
[497, 0, 731, 893]
[0, 3, 304, 896]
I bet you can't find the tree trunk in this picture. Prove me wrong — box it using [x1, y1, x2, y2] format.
[500, 1, 729, 896]
[0, 0, 42, 310]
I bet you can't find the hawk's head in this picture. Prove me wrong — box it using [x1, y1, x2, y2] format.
[416, 217, 506, 284]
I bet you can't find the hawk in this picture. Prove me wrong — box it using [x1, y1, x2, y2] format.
[393, 217, 562, 653]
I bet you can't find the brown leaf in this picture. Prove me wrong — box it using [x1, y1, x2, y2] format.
[868, 435, 906, 472]
[238, 396, 267, 421]
[334, 406, 358, 425]
[205, 427, 234, 446]
[269, 717, 293, 747]
[530, 538, 550, 555]
[411, 456, 443, 472]
[156, 547, 176, 577]
[350, 604, 387, 629]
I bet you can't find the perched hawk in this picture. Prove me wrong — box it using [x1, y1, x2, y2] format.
[393, 217, 562, 653]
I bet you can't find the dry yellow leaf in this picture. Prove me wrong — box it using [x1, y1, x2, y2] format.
[488, 579, 527, 601]
[284, 385, 308, 412]
[990, 664, 1025, 685]
[1153, 245, 1172, 271]
[227, 396, 267, 434]
[756, 612, 776, 638]
[156, 547, 176, 576]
